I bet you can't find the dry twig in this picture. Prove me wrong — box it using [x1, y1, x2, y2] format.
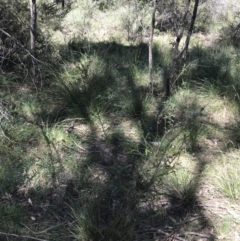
[185, 231, 215, 238]
[0, 231, 49, 241]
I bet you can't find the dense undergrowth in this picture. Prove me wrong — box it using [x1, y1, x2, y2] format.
[1, 0, 240, 240]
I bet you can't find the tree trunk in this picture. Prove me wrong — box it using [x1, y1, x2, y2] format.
[149, 0, 157, 91]
[182, 0, 199, 63]
[30, 0, 37, 81]
[166, 0, 191, 97]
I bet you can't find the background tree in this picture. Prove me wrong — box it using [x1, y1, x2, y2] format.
[30, 0, 37, 81]
[149, 0, 157, 91]
[165, 0, 200, 97]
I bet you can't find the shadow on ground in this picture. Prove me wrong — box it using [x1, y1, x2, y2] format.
[61, 122, 216, 241]
[3, 36, 240, 240]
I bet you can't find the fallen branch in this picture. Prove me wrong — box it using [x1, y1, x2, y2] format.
[155, 229, 187, 241]
[21, 222, 68, 234]
[0, 231, 49, 241]
[185, 231, 215, 238]
[152, 227, 215, 241]
[152, 229, 187, 241]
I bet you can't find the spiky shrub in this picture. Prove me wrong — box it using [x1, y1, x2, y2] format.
[162, 169, 197, 207]
[55, 53, 114, 120]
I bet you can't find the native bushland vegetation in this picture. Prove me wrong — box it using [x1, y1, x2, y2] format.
[1, 0, 240, 240]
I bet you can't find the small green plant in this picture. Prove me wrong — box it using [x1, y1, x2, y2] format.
[45, 124, 72, 145]
[21, 99, 41, 120]
[184, 107, 204, 151]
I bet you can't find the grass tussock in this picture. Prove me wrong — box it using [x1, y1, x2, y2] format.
[71, 194, 136, 241]
[207, 151, 240, 201]
[163, 170, 197, 207]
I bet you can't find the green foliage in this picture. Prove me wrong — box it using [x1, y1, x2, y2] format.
[155, 0, 206, 33]
[219, 11, 240, 47]
[119, 1, 150, 44]
[0, 73, 21, 86]
[194, 1, 212, 32]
